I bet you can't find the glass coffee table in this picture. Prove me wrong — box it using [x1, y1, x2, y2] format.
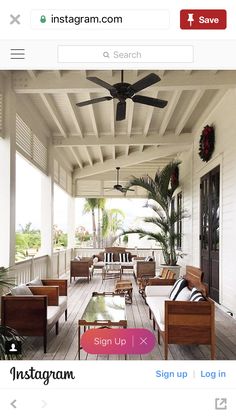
[78, 292, 127, 360]
[102, 263, 122, 281]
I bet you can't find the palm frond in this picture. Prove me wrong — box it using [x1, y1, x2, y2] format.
[126, 175, 157, 200]
[158, 161, 181, 198]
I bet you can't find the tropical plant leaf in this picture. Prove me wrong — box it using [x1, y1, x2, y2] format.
[121, 160, 187, 266]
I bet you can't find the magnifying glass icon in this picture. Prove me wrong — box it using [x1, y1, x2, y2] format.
[103, 51, 110, 59]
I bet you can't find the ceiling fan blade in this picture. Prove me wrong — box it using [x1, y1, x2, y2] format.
[76, 96, 113, 107]
[87, 77, 117, 94]
[116, 102, 126, 121]
[132, 95, 168, 108]
[129, 73, 161, 94]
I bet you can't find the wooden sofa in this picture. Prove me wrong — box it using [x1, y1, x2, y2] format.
[145, 266, 215, 359]
[1, 279, 68, 353]
[93, 247, 136, 273]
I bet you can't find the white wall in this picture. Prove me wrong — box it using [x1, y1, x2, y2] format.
[180, 89, 236, 313]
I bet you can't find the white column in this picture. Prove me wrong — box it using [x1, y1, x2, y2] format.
[67, 194, 75, 249]
[0, 76, 16, 267]
[40, 143, 54, 275]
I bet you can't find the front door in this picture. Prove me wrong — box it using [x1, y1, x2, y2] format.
[200, 165, 220, 302]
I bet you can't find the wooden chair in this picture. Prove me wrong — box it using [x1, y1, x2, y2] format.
[70, 260, 93, 284]
[1, 280, 68, 353]
[166, 270, 175, 280]
[158, 268, 169, 279]
[134, 260, 156, 282]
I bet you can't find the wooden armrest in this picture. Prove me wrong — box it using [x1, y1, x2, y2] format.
[165, 299, 213, 315]
[29, 286, 59, 305]
[145, 278, 176, 286]
[1, 296, 47, 334]
[42, 279, 68, 296]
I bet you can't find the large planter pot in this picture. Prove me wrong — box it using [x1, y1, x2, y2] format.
[161, 264, 180, 279]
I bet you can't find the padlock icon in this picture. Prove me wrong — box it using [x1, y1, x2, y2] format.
[40, 15, 46, 23]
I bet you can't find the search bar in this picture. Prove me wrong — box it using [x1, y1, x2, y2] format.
[58, 45, 194, 63]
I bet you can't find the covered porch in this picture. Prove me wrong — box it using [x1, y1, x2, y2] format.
[1, 70, 236, 360]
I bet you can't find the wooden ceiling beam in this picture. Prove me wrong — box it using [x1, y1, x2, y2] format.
[40, 93, 67, 138]
[53, 132, 192, 147]
[64, 94, 83, 137]
[159, 90, 182, 136]
[73, 144, 189, 180]
[13, 71, 236, 93]
[175, 90, 204, 135]
[70, 147, 83, 168]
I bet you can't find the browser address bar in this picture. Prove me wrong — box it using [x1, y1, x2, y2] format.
[58, 45, 194, 63]
[31, 10, 169, 30]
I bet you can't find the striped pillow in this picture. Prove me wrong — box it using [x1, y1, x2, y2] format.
[169, 278, 188, 300]
[119, 253, 129, 263]
[190, 287, 206, 302]
[104, 252, 113, 263]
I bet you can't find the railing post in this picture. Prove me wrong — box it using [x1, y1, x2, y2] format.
[30, 257, 35, 280]
[57, 251, 60, 278]
[0, 75, 16, 267]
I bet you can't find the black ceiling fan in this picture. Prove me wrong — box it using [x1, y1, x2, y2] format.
[104, 167, 135, 194]
[76, 71, 168, 121]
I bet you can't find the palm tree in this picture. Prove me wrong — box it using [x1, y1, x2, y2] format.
[83, 198, 98, 248]
[102, 208, 125, 247]
[96, 198, 106, 248]
[122, 161, 186, 266]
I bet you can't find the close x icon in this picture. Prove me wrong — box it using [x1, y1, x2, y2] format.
[180, 9, 227, 30]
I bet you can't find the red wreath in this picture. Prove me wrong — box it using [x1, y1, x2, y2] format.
[198, 125, 215, 162]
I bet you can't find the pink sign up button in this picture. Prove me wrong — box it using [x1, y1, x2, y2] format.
[81, 328, 155, 355]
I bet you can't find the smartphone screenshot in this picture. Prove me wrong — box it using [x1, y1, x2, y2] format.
[0, 1, 236, 417]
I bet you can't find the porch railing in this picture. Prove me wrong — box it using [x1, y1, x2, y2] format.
[14, 255, 48, 285]
[74, 247, 163, 265]
[14, 247, 163, 284]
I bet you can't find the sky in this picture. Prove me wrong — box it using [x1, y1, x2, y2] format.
[16, 154, 156, 247]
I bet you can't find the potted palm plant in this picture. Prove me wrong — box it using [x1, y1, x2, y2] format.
[122, 161, 186, 277]
[0, 266, 26, 360]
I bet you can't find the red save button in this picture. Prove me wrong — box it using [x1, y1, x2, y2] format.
[180, 10, 227, 30]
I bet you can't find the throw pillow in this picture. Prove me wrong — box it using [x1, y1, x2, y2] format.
[190, 287, 206, 302]
[175, 286, 191, 301]
[104, 252, 113, 263]
[93, 256, 99, 264]
[145, 256, 153, 261]
[11, 284, 33, 295]
[119, 253, 129, 263]
[75, 256, 81, 261]
[169, 278, 188, 300]
[30, 277, 43, 286]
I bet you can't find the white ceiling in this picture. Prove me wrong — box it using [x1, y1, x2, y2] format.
[12, 69, 232, 196]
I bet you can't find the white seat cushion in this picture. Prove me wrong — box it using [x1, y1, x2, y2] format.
[59, 296, 67, 313]
[47, 306, 60, 326]
[146, 296, 168, 331]
[11, 284, 33, 295]
[93, 261, 104, 267]
[145, 285, 172, 297]
[121, 262, 133, 267]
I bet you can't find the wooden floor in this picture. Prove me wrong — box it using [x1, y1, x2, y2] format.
[24, 271, 236, 360]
